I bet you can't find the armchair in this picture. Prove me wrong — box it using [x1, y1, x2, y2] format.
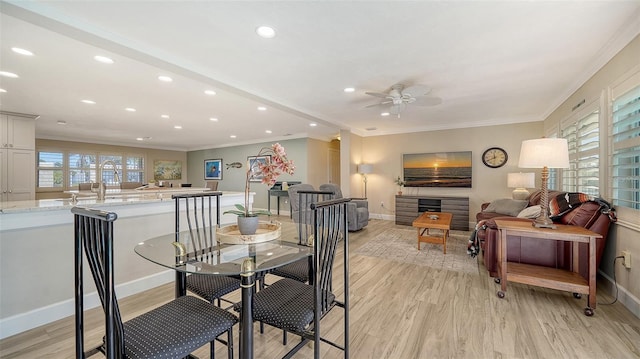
[319, 183, 369, 231]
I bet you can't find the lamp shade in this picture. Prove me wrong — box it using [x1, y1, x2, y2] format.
[507, 172, 535, 188]
[518, 138, 570, 169]
[357, 163, 373, 174]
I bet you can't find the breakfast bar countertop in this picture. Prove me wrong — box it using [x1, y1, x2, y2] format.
[0, 189, 245, 215]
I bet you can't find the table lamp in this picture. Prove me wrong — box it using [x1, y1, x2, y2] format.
[507, 172, 535, 200]
[357, 163, 373, 198]
[518, 138, 569, 228]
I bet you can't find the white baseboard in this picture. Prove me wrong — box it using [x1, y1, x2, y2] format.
[598, 269, 640, 319]
[0, 270, 174, 340]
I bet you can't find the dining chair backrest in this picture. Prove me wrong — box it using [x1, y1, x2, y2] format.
[72, 206, 124, 358]
[119, 181, 143, 189]
[206, 181, 219, 191]
[311, 198, 350, 307]
[172, 192, 222, 261]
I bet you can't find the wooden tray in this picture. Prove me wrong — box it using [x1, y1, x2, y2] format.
[216, 221, 281, 244]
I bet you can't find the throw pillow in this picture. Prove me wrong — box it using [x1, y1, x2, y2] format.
[517, 205, 541, 219]
[549, 192, 591, 218]
[483, 199, 529, 217]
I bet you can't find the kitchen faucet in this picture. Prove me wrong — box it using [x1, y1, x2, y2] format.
[93, 160, 120, 200]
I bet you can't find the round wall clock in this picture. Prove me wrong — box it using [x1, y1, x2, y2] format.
[482, 147, 508, 168]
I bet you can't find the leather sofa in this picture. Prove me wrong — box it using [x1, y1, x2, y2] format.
[475, 190, 616, 280]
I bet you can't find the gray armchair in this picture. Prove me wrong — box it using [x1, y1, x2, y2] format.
[319, 183, 369, 231]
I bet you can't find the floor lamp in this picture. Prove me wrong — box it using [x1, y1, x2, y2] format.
[518, 138, 569, 229]
[357, 164, 373, 198]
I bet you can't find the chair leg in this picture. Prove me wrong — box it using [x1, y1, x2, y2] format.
[282, 330, 287, 345]
[210, 339, 215, 359]
[227, 327, 234, 359]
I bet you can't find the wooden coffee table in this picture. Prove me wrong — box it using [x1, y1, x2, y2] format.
[412, 212, 452, 253]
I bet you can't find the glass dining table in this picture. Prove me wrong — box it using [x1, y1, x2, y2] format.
[135, 231, 312, 359]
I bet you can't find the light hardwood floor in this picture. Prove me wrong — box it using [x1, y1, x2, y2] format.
[1, 217, 639, 358]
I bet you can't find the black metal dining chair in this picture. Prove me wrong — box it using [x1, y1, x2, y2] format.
[271, 187, 334, 283]
[73, 206, 238, 359]
[252, 197, 351, 358]
[172, 192, 242, 307]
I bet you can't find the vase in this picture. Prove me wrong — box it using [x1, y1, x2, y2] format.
[237, 216, 259, 235]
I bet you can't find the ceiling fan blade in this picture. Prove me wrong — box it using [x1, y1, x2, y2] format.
[364, 100, 393, 108]
[412, 96, 442, 106]
[390, 103, 406, 115]
[402, 84, 431, 97]
[365, 91, 389, 98]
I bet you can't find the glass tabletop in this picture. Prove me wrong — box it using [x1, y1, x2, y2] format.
[135, 231, 312, 276]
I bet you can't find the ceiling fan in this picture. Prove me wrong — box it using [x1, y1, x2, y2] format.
[365, 84, 442, 117]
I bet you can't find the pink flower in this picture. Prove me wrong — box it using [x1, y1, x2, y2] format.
[241, 143, 295, 216]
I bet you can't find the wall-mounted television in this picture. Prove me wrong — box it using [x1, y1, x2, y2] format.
[402, 151, 472, 188]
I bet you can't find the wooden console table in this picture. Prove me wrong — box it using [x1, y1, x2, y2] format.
[494, 220, 602, 316]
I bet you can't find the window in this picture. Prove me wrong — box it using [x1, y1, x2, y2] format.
[561, 109, 600, 197]
[37, 151, 64, 188]
[36, 148, 146, 190]
[126, 155, 145, 182]
[69, 152, 96, 188]
[611, 84, 640, 210]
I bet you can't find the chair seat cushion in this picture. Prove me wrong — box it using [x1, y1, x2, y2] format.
[270, 258, 310, 282]
[186, 274, 241, 302]
[123, 295, 237, 359]
[252, 278, 335, 333]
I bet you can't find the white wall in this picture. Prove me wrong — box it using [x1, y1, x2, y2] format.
[361, 121, 544, 227]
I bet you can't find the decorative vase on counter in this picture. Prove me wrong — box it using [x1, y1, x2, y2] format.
[237, 216, 260, 235]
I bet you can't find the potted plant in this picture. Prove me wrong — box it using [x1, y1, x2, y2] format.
[395, 176, 406, 195]
[224, 143, 295, 234]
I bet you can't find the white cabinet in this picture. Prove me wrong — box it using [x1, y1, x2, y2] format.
[1, 115, 35, 150]
[0, 113, 36, 202]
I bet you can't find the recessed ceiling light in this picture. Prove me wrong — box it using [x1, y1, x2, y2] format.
[57, 120, 67, 125]
[265, 130, 272, 134]
[136, 137, 144, 141]
[158, 75, 173, 82]
[256, 26, 276, 39]
[81, 99, 96, 104]
[209, 117, 219, 122]
[309, 123, 317, 127]
[161, 114, 170, 119]
[204, 90, 216, 96]
[0, 71, 18, 78]
[343, 87, 355, 93]
[94, 55, 114, 64]
[257, 106, 267, 111]
[11, 47, 34, 56]
[174, 125, 182, 129]
[230, 135, 237, 139]
[381, 112, 390, 117]
[125, 108, 136, 112]
[0, 89, 6, 93]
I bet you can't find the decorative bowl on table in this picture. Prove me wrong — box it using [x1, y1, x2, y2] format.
[429, 214, 439, 220]
[216, 221, 281, 244]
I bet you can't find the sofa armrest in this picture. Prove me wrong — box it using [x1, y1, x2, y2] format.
[352, 198, 368, 209]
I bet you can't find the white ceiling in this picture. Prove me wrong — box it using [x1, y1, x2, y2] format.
[1, 1, 639, 151]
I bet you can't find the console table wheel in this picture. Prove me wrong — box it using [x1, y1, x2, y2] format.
[573, 292, 582, 299]
[494, 278, 501, 284]
[584, 307, 594, 316]
[497, 291, 505, 299]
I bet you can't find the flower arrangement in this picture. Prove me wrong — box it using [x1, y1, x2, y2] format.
[395, 176, 406, 187]
[224, 143, 295, 217]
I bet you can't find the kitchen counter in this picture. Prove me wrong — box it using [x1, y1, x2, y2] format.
[1, 187, 215, 214]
